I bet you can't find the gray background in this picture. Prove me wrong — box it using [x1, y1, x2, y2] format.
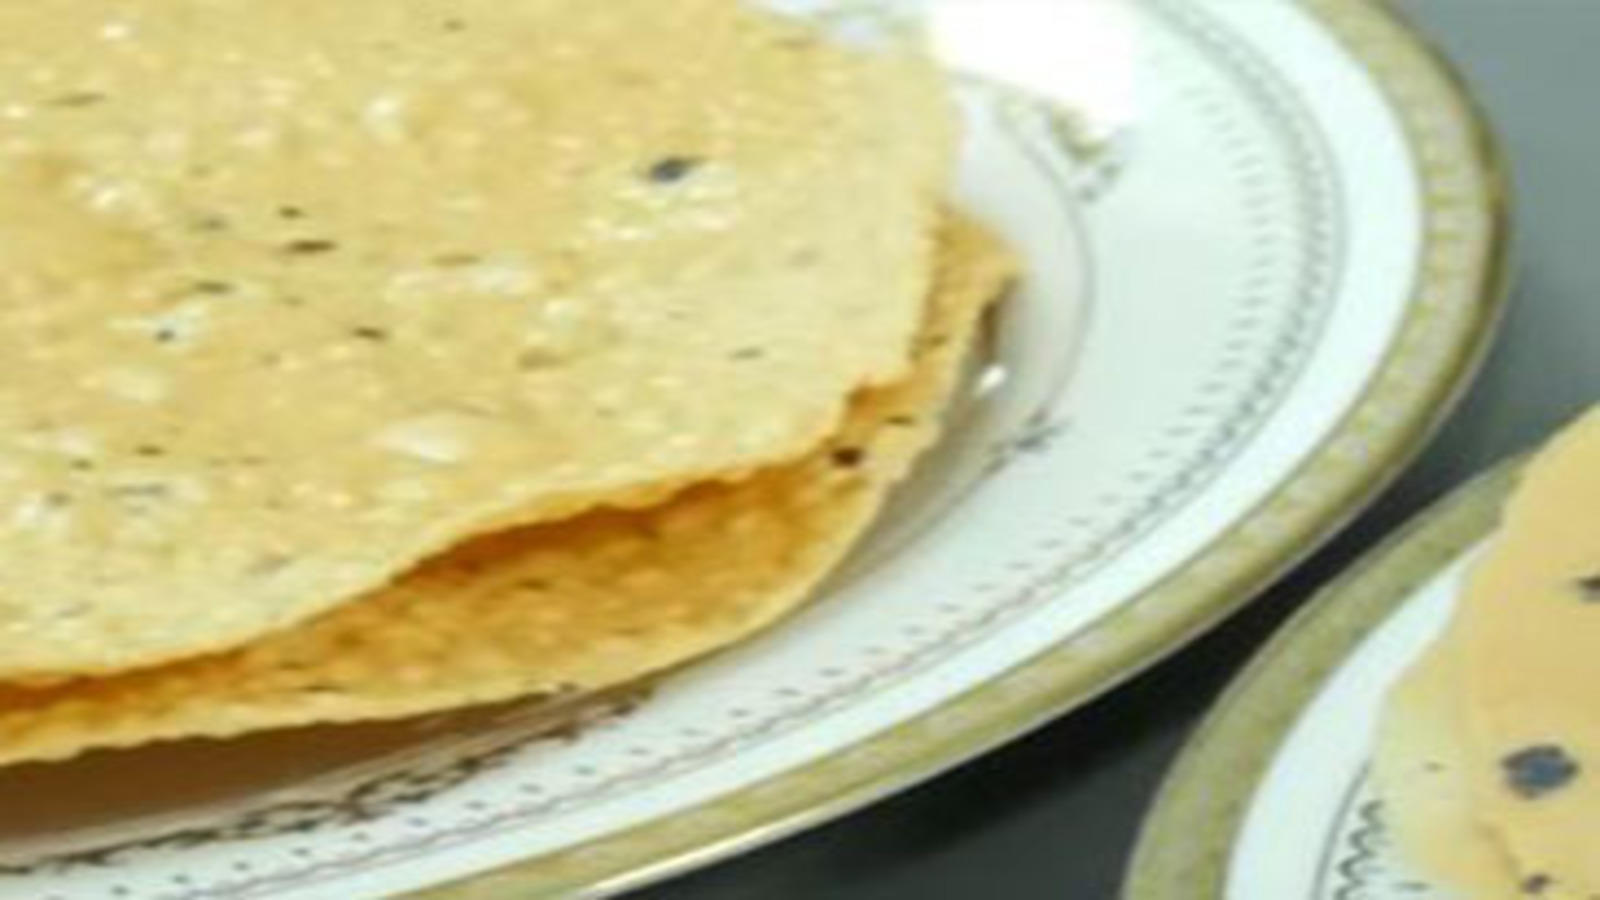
[641, 3, 1600, 897]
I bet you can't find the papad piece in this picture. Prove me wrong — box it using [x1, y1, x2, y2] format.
[0, 216, 1015, 768]
[1374, 634, 1523, 898]
[0, 0, 955, 680]
[1448, 408, 1600, 899]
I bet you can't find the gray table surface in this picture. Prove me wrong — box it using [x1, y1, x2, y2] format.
[641, 3, 1600, 897]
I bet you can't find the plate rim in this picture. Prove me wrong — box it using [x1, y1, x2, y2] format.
[1122, 457, 1518, 900]
[418, 2, 1513, 897]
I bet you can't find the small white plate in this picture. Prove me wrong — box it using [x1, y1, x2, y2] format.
[0, 2, 1505, 898]
[1127, 464, 1516, 900]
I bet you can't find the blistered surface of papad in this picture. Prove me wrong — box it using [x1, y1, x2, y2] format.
[0, 217, 1014, 768]
[1449, 408, 1600, 899]
[1374, 637, 1522, 898]
[0, 0, 956, 678]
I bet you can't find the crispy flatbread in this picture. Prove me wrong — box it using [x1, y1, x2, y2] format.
[0, 0, 955, 680]
[1377, 408, 1600, 900]
[1450, 409, 1600, 898]
[1374, 635, 1522, 897]
[0, 216, 1014, 767]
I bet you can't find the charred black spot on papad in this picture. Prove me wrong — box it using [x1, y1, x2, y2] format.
[191, 214, 229, 233]
[1523, 873, 1553, 895]
[191, 280, 235, 296]
[646, 156, 703, 184]
[1578, 573, 1600, 602]
[831, 447, 866, 469]
[52, 91, 107, 108]
[283, 239, 339, 256]
[1503, 745, 1581, 799]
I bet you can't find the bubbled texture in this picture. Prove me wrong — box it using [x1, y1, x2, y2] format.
[0, 217, 1015, 768]
[0, 0, 956, 678]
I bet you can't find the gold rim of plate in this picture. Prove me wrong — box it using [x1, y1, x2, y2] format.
[422, 2, 1513, 897]
[1122, 460, 1519, 899]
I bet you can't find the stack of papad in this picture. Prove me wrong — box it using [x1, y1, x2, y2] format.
[1376, 407, 1600, 899]
[0, 0, 1025, 768]
[0, 0, 956, 682]
[0, 214, 1014, 767]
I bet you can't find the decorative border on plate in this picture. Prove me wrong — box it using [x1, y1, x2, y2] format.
[1, 744, 528, 880]
[0, 693, 647, 882]
[1124, 465, 1516, 899]
[1319, 773, 1445, 900]
[1326, 795, 1385, 900]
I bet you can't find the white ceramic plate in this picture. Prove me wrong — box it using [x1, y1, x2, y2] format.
[0, 2, 1504, 898]
[1126, 463, 1518, 900]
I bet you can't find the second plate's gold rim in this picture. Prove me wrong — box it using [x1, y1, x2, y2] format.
[1122, 461, 1518, 899]
[420, 2, 1513, 896]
